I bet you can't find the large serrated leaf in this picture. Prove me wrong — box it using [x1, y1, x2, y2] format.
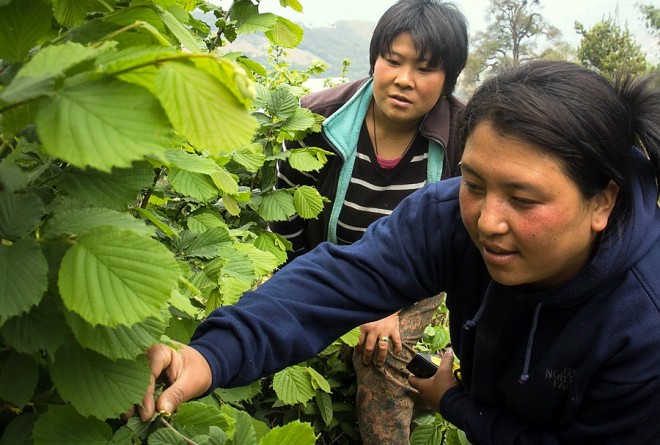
[174, 401, 229, 438]
[155, 61, 257, 155]
[293, 185, 325, 219]
[65, 310, 167, 360]
[157, 6, 204, 52]
[253, 231, 289, 266]
[272, 366, 315, 405]
[257, 189, 295, 221]
[32, 404, 113, 444]
[164, 149, 219, 174]
[36, 78, 173, 172]
[339, 327, 361, 347]
[58, 163, 155, 211]
[284, 107, 316, 131]
[214, 380, 261, 404]
[187, 210, 228, 233]
[54, 0, 99, 27]
[58, 227, 179, 327]
[231, 145, 265, 172]
[17, 41, 112, 80]
[1, 297, 68, 354]
[315, 391, 333, 426]
[0, 238, 47, 321]
[50, 344, 151, 419]
[267, 87, 298, 119]
[236, 12, 277, 34]
[44, 207, 155, 239]
[233, 242, 278, 277]
[288, 150, 325, 172]
[0, 191, 45, 240]
[306, 366, 331, 393]
[260, 420, 316, 445]
[210, 168, 239, 195]
[409, 423, 444, 445]
[0, 413, 37, 445]
[0, 0, 52, 62]
[231, 410, 256, 445]
[0, 351, 38, 407]
[264, 16, 303, 49]
[168, 168, 219, 202]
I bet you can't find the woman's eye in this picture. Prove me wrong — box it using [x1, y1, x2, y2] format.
[511, 197, 538, 206]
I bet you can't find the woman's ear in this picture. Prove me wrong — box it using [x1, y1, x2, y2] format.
[591, 180, 619, 232]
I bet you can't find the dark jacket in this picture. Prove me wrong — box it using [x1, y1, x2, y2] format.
[191, 147, 660, 444]
[271, 77, 465, 251]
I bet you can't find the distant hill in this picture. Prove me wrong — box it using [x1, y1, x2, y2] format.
[224, 20, 376, 81]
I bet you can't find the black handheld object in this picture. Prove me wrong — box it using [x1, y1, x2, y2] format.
[406, 353, 441, 378]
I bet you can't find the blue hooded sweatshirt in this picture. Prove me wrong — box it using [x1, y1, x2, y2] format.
[190, 148, 660, 444]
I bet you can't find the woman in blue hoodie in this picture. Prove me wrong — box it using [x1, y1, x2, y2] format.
[137, 61, 660, 444]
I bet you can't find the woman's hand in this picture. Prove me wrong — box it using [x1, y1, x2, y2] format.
[408, 349, 458, 410]
[356, 312, 403, 366]
[132, 343, 213, 422]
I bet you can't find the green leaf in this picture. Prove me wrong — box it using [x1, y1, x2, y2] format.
[164, 149, 219, 174]
[267, 87, 298, 120]
[168, 168, 219, 202]
[253, 231, 290, 266]
[215, 276, 250, 309]
[260, 420, 316, 445]
[16, 40, 113, 80]
[133, 207, 179, 239]
[0, 191, 45, 241]
[0, 413, 37, 445]
[54, 0, 99, 27]
[155, 61, 258, 155]
[58, 163, 155, 211]
[233, 242, 278, 277]
[284, 107, 316, 131]
[147, 429, 187, 445]
[231, 144, 265, 172]
[174, 401, 229, 438]
[0, 351, 38, 407]
[0, 238, 47, 321]
[214, 380, 261, 404]
[32, 404, 113, 445]
[0, 296, 68, 355]
[58, 227, 179, 327]
[0, 162, 29, 193]
[36, 78, 173, 172]
[216, 246, 255, 284]
[157, 6, 204, 51]
[187, 209, 227, 233]
[0, 0, 52, 62]
[50, 344, 151, 419]
[257, 190, 295, 222]
[293, 185, 325, 219]
[236, 12, 277, 34]
[210, 168, 239, 195]
[264, 16, 303, 49]
[409, 423, 445, 445]
[288, 150, 325, 172]
[306, 366, 331, 393]
[231, 409, 256, 445]
[185, 226, 232, 258]
[272, 365, 315, 405]
[0, 75, 55, 105]
[168, 289, 201, 317]
[65, 310, 167, 360]
[339, 327, 361, 347]
[44, 207, 155, 238]
[314, 391, 333, 427]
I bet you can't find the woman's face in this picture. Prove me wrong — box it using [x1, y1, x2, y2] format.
[372, 32, 446, 126]
[459, 121, 618, 291]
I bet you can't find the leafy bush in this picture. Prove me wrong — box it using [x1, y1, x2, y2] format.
[0, 0, 338, 443]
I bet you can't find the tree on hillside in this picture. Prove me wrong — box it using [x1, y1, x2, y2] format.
[576, 15, 649, 79]
[460, 0, 566, 96]
[638, 4, 660, 43]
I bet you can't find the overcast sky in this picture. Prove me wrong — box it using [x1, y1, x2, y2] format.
[249, 0, 658, 62]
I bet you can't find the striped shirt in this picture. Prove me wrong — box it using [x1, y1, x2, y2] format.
[335, 122, 428, 245]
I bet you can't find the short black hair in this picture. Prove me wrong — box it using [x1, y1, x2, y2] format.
[460, 60, 660, 232]
[369, 0, 468, 95]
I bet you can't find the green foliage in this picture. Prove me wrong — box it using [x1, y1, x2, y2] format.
[0, 0, 331, 443]
[576, 16, 650, 78]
